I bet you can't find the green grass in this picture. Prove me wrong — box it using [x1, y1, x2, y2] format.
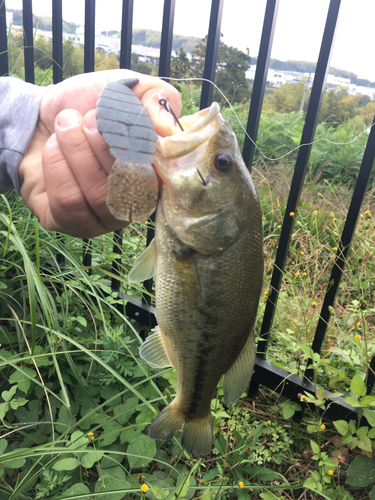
[0, 109, 374, 499]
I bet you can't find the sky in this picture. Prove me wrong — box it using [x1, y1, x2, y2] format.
[5, 0, 375, 82]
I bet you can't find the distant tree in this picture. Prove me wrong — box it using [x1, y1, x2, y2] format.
[34, 35, 53, 70]
[95, 51, 119, 71]
[63, 38, 84, 78]
[263, 83, 308, 113]
[191, 34, 251, 104]
[130, 53, 153, 75]
[170, 47, 191, 80]
[319, 88, 359, 124]
[357, 94, 371, 108]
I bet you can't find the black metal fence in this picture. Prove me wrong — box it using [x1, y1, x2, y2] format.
[1, 0, 375, 424]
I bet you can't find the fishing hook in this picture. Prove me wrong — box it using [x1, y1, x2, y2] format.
[159, 98, 207, 187]
[159, 98, 184, 132]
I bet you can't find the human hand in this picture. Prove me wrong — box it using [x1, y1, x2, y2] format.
[18, 70, 181, 238]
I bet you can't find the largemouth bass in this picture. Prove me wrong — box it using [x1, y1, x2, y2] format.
[128, 102, 264, 456]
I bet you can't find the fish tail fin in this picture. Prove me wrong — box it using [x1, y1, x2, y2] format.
[148, 401, 184, 443]
[181, 413, 213, 457]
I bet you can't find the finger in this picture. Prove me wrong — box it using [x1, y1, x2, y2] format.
[42, 131, 109, 237]
[45, 109, 128, 236]
[82, 109, 115, 175]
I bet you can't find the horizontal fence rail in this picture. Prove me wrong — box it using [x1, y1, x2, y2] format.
[1, 0, 375, 425]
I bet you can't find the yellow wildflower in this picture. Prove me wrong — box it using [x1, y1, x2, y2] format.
[295, 272, 299, 277]
[356, 322, 361, 327]
[330, 212, 334, 216]
[294, 320, 298, 324]
[141, 484, 149, 493]
[328, 470, 334, 476]
[355, 334, 361, 340]
[302, 272, 307, 276]
[320, 424, 326, 430]
[290, 212, 295, 216]
[301, 395, 306, 400]
[333, 247, 337, 251]
[364, 210, 370, 215]
[313, 210, 318, 214]
[333, 218, 337, 221]
[311, 301, 317, 306]
[300, 251, 304, 255]
[88, 432, 94, 441]
[239, 482, 244, 488]
[264, 291, 268, 295]
[354, 309, 358, 313]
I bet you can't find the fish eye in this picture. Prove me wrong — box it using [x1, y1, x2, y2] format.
[214, 153, 233, 172]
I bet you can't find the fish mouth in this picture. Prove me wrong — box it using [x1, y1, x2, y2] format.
[156, 102, 221, 161]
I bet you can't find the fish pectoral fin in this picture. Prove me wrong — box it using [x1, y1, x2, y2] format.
[128, 238, 157, 283]
[223, 330, 256, 406]
[139, 326, 173, 368]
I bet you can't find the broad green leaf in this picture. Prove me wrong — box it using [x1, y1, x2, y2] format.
[102, 466, 126, 482]
[357, 426, 369, 439]
[120, 427, 141, 444]
[344, 396, 361, 407]
[260, 492, 279, 500]
[310, 440, 320, 454]
[114, 397, 139, 424]
[316, 386, 326, 400]
[52, 457, 79, 471]
[55, 405, 76, 434]
[95, 479, 131, 500]
[0, 439, 7, 454]
[10, 398, 28, 410]
[76, 316, 87, 327]
[203, 468, 220, 482]
[81, 450, 104, 469]
[0, 402, 8, 420]
[98, 420, 122, 447]
[358, 436, 372, 452]
[346, 455, 375, 487]
[361, 396, 375, 406]
[3, 458, 26, 469]
[2, 385, 17, 402]
[150, 482, 167, 499]
[349, 420, 356, 434]
[62, 483, 90, 497]
[350, 373, 366, 397]
[281, 400, 301, 419]
[127, 434, 156, 469]
[333, 420, 349, 436]
[370, 485, 375, 500]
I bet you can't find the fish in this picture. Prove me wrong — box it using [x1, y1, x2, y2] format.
[127, 101, 264, 457]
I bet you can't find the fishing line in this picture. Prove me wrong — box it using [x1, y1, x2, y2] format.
[161, 76, 374, 163]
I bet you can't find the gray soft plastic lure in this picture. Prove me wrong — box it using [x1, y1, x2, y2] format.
[96, 78, 158, 222]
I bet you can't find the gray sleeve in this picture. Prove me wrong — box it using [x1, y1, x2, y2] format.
[0, 77, 49, 193]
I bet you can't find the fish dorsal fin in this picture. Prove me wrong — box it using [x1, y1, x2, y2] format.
[128, 238, 157, 283]
[139, 326, 173, 369]
[223, 330, 256, 406]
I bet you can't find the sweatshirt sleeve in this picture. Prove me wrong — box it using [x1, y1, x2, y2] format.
[0, 77, 49, 194]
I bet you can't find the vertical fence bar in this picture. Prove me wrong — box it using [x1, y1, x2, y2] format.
[304, 115, 375, 382]
[142, 0, 176, 305]
[84, 0, 95, 73]
[22, 0, 34, 83]
[82, 0, 95, 271]
[158, 0, 175, 78]
[199, 0, 224, 110]
[242, 0, 279, 171]
[119, 0, 133, 69]
[251, 0, 341, 390]
[52, 0, 63, 83]
[0, 0, 9, 76]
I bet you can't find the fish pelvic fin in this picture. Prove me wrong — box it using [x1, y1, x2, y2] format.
[181, 414, 213, 457]
[128, 238, 156, 283]
[139, 326, 173, 369]
[148, 402, 184, 443]
[223, 330, 256, 406]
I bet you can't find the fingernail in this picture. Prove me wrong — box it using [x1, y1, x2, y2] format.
[57, 109, 81, 129]
[84, 111, 97, 132]
[47, 133, 58, 145]
[160, 108, 175, 128]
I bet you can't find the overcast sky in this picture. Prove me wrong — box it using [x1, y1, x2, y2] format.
[6, 0, 375, 82]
